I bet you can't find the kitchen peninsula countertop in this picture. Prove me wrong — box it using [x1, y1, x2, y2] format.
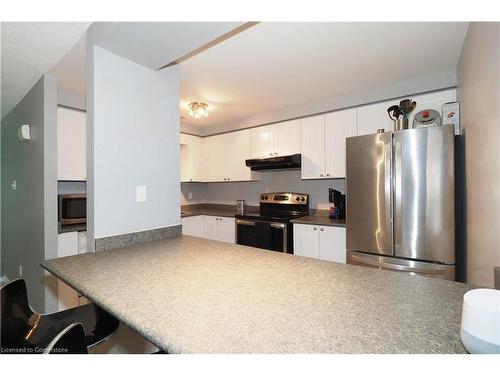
[42, 235, 471, 354]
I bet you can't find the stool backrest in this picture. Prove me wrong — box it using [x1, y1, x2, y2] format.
[0, 278, 37, 350]
[44, 322, 88, 354]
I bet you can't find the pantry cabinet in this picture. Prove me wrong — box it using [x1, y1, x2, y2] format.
[301, 108, 356, 179]
[293, 224, 346, 263]
[181, 215, 235, 244]
[251, 119, 300, 158]
[57, 107, 86, 181]
[180, 133, 203, 182]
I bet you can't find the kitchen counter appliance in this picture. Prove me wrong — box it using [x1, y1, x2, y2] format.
[346, 124, 456, 280]
[58, 193, 86, 226]
[235, 192, 309, 253]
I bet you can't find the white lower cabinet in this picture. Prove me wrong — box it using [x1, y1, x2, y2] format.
[181, 215, 205, 237]
[181, 215, 235, 244]
[57, 231, 88, 310]
[293, 224, 346, 263]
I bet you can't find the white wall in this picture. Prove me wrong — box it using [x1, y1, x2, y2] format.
[457, 22, 500, 287]
[181, 171, 344, 210]
[88, 45, 180, 245]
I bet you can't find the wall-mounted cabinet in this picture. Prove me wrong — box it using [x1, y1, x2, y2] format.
[181, 89, 456, 184]
[293, 224, 346, 263]
[180, 133, 203, 182]
[251, 119, 301, 158]
[357, 89, 456, 136]
[300, 108, 357, 179]
[204, 129, 257, 182]
[57, 107, 87, 181]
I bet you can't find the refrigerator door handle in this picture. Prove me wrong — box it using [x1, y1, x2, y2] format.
[394, 139, 402, 252]
[349, 253, 450, 276]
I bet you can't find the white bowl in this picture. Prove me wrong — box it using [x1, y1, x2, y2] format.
[460, 288, 500, 354]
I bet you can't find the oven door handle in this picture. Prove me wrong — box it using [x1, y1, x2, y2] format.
[270, 223, 285, 229]
[236, 219, 255, 226]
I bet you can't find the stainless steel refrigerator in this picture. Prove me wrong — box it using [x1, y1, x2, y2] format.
[346, 124, 455, 280]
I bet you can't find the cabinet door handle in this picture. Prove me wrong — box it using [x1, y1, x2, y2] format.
[313, 227, 317, 230]
[227, 177, 230, 181]
[326, 174, 330, 177]
[320, 174, 324, 177]
[320, 227, 324, 231]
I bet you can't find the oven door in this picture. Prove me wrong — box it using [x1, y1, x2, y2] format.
[236, 219, 288, 253]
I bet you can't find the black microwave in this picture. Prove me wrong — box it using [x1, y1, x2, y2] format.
[58, 194, 86, 226]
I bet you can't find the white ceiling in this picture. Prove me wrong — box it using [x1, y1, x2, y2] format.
[50, 35, 87, 96]
[51, 22, 248, 100]
[179, 22, 469, 127]
[1, 22, 90, 118]
[87, 22, 244, 70]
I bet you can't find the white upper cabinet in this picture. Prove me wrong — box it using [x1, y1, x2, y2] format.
[273, 119, 301, 156]
[204, 130, 254, 182]
[357, 89, 457, 136]
[57, 107, 87, 181]
[180, 133, 203, 182]
[325, 108, 357, 178]
[357, 101, 393, 136]
[251, 125, 274, 158]
[224, 129, 252, 182]
[250, 119, 300, 158]
[203, 134, 226, 182]
[300, 114, 326, 179]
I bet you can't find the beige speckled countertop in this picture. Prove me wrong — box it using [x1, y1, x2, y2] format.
[42, 236, 471, 354]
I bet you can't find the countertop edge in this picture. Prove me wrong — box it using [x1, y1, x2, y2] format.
[41, 260, 176, 353]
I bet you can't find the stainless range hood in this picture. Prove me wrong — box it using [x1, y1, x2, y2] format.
[245, 153, 301, 171]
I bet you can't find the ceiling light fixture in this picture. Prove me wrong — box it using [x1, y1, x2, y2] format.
[188, 102, 209, 119]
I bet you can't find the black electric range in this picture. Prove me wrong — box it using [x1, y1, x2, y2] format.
[235, 192, 309, 254]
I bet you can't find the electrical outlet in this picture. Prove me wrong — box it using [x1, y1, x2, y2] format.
[136, 185, 147, 203]
[19, 265, 23, 277]
[188, 192, 193, 200]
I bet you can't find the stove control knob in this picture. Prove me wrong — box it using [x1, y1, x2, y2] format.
[296, 197, 300, 201]
[301, 197, 305, 202]
[261, 195, 265, 200]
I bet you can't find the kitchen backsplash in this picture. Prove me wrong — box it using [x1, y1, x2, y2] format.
[180, 170, 345, 209]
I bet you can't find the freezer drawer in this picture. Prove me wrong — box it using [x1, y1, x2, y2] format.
[346, 131, 393, 255]
[393, 125, 455, 264]
[347, 251, 455, 280]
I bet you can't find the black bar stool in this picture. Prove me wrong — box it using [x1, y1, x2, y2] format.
[1, 278, 119, 353]
[44, 322, 88, 354]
